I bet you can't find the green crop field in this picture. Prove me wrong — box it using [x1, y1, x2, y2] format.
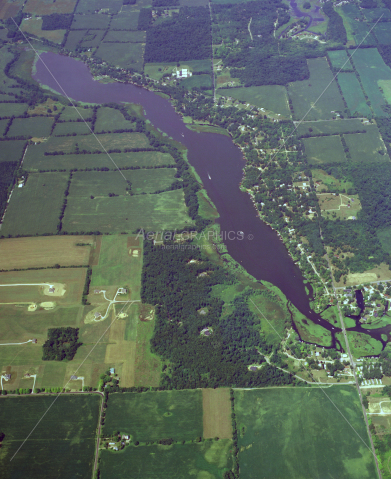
[337, 331, 383, 357]
[373, 23, 391, 44]
[104, 30, 146, 42]
[53, 122, 92, 136]
[0, 102, 27, 118]
[288, 57, 345, 121]
[64, 30, 85, 50]
[103, 390, 203, 442]
[76, 0, 122, 14]
[344, 126, 389, 164]
[217, 85, 291, 117]
[24, 150, 175, 171]
[0, 395, 100, 479]
[62, 189, 193, 234]
[336, 72, 372, 117]
[327, 50, 352, 71]
[363, 7, 391, 21]
[182, 74, 212, 90]
[0, 139, 26, 163]
[90, 235, 142, 294]
[7, 117, 53, 138]
[303, 135, 346, 165]
[95, 43, 144, 71]
[234, 387, 377, 479]
[337, 5, 376, 46]
[59, 107, 93, 121]
[110, 11, 140, 30]
[94, 107, 135, 133]
[0, 172, 68, 237]
[79, 30, 106, 48]
[99, 441, 233, 479]
[297, 119, 366, 137]
[351, 48, 391, 116]
[71, 13, 111, 29]
[0, 119, 8, 136]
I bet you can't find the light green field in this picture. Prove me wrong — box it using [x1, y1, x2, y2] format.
[0, 172, 68, 237]
[0, 139, 26, 163]
[217, 85, 291, 117]
[110, 11, 140, 30]
[336, 72, 372, 117]
[62, 189, 193, 233]
[351, 48, 391, 116]
[7, 117, 53, 138]
[71, 13, 111, 29]
[182, 74, 213, 90]
[337, 331, 383, 357]
[144, 59, 211, 80]
[373, 23, 391, 45]
[303, 135, 346, 165]
[320, 305, 340, 327]
[235, 387, 377, 479]
[297, 119, 366, 137]
[0, 395, 100, 479]
[0, 103, 28, 118]
[90, 235, 142, 295]
[96, 43, 144, 71]
[344, 126, 389, 164]
[288, 57, 345, 121]
[94, 107, 136, 133]
[99, 441, 233, 479]
[104, 30, 146, 42]
[59, 106, 93, 121]
[24, 150, 175, 171]
[103, 390, 203, 442]
[53, 122, 92, 136]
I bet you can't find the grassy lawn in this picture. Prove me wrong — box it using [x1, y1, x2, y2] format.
[303, 135, 346, 165]
[318, 193, 361, 220]
[234, 387, 377, 479]
[0, 395, 100, 479]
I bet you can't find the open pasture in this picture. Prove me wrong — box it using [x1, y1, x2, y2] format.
[336, 72, 372, 117]
[288, 57, 345, 121]
[318, 193, 361, 220]
[94, 107, 135, 133]
[0, 102, 27, 118]
[0, 395, 100, 479]
[104, 30, 146, 42]
[351, 48, 391, 116]
[76, 0, 122, 14]
[202, 388, 232, 439]
[99, 441, 233, 479]
[373, 23, 391, 45]
[296, 118, 366, 137]
[7, 117, 53, 138]
[0, 119, 8, 136]
[103, 390, 203, 442]
[65, 30, 87, 50]
[327, 49, 352, 71]
[24, 0, 77, 14]
[53, 121, 92, 136]
[218, 85, 290, 117]
[62, 189, 193, 234]
[0, 236, 93, 270]
[0, 172, 68, 237]
[344, 126, 389, 163]
[59, 106, 93, 121]
[95, 43, 144, 71]
[234, 387, 377, 479]
[0, 139, 26, 163]
[110, 11, 140, 30]
[24, 150, 175, 171]
[182, 74, 212, 90]
[303, 135, 346, 165]
[71, 13, 111, 29]
[21, 17, 65, 43]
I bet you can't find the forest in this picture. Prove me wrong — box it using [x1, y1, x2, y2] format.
[138, 8, 152, 30]
[0, 161, 18, 221]
[141, 240, 297, 389]
[323, 2, 347, 44]
[144, 7, 212, 62]
[42, 327, 82, 361]
[42, 14, 73, 31]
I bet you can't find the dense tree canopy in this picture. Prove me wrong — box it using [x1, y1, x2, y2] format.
[42, 327, 82, 361]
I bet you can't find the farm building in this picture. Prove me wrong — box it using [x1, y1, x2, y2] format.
[94, 312, 102, 319]
[117, 288, 127, 294]
[175, 69, 192, 79]
[110, 368, 115, 374]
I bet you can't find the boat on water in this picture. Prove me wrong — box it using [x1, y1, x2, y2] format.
[208, 173, 211, 180]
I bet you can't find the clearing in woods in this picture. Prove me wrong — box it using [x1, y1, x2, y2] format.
[202, 388, 232, 439]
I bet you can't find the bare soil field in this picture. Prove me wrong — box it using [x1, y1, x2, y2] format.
[0, 236, 94, 270]
[202, 388, 232, 439]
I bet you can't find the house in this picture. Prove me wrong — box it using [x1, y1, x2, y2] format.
[123, 435, 130, 440]
[113, 447, 119, 451]
[3, 374, 10, 380]
[48, 287, 55, 293]
[117, 288, 127, 294]
[109, 442, 115, 446]
[94, 289, 101, 294]
[94, 312, 102, 319]
[32, 339, 37, 344]
[110, 368, 115, 375]
[70, 375, 77, 380]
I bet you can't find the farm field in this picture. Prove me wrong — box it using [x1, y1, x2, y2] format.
[288, 57, 345, 121]
[296, 119, 366, 137]
[0, 102, 27, 118]
[0, 139, 26, 163]
[302, 135, 346, 165]
[217, 85, 291, 117]
[110, 11, 140, 30]
[104, 30, 146, 43]
[99, 441, 233, 479]
[76, 0, 122, 14]
[336, 72, 372, 117]
[337, 331, 383, 358]
[95, 43, 144, 71]
[94, 107, 135, 133]
[235, 387, 377, 479]
[327, 50, 352, 71]
[373, 22, 391, 44]
[103, 390, 203, 442]
[59, 106, 93, 121]
[0, 236, 94, 270]
[182, 74, 213, 90]
[24, 150, 175, 171]
[64, 30, 86, 50]
[62, 189, 193, 234]
[53, 121, 92, 136]
[0, 172, 68, 237]
[0, 395, 100, 479]
[24, 0, 77, 14]
[344, 126, 389, 164]
[71, 13, 111, 30]
[202, 388, 232, 439]
[21, 17, 66, 43]
[351, 48, 391, 116]
[7, 117, 53, 138]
